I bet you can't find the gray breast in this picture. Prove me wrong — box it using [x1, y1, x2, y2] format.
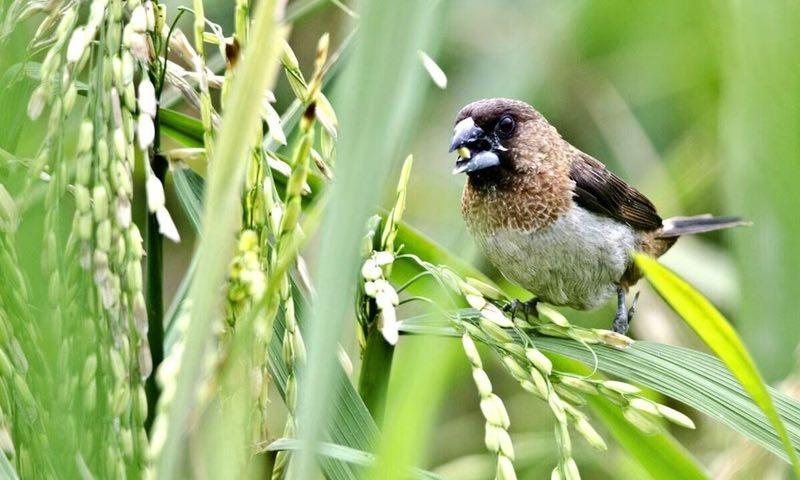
[474, 206, 636, 310]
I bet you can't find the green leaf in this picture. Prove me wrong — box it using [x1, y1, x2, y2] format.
[553, 355, 708, 480]
[171, 168, 204, 231]
[158, 109, 203, 148]
[537, 338, 800, 466]
[636, 254, 800, 477]
[291, 0, 444, 477]
[403, 318, 800, 467]
[263, 438, 445, 480]
[588, 397, 708, 480]
[270, 294, 372, 480]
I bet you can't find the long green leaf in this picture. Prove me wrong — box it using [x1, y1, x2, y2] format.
[292, 0, 441, 477]
[637, 254, 800, 476]
[158, 109, 203, 148]
[171, 168, 204, 231]
[721, 0, 800, 381]
[402, 319, 800, 465]
[554, 355, 708, 480]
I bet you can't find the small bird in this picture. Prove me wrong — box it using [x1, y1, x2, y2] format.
[450, 98, 746, 334]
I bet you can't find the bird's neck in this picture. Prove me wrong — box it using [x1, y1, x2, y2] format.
[461, 163, 573, 234]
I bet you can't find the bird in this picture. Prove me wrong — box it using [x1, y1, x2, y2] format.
[449, 98, 747, 334]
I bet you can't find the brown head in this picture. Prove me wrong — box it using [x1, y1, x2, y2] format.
[449, 98, 565, 188]
[451, 98, 574, 232]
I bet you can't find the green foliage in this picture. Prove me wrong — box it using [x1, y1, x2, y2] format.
[638, 255, 800, 475]
[2, 1, 800, 479]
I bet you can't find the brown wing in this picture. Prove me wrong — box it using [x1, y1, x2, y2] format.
[569, 152, 663, 231]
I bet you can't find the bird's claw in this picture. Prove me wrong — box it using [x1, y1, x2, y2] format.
[504, 298, 539, 322]
[612, 288, 639, 335]
[628, 291, 640, 323]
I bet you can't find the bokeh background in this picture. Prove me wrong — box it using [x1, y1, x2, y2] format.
[2, 0, 799, 478]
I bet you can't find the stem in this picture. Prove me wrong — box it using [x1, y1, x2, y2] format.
[358, 322, 395, 426]
[145, 153, 167, 431]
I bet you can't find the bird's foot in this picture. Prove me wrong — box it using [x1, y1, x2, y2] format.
[504, 297, 539, 322]
[611, 288, 639, 335]
[628, 291, 640, 324]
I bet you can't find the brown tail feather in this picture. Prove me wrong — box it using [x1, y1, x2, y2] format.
[658, 215, 750, 238]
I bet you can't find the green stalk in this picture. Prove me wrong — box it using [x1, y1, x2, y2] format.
[144, 153, 167, 431]
[357, 324, 395, 425]
[154, 0, 282, 475]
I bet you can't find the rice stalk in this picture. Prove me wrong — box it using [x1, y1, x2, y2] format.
[151, 0, 285, 475]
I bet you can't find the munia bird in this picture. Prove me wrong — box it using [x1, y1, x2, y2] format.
[450, 98, 747, 334]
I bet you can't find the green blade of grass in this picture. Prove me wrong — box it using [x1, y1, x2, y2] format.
[537, 338, 800, 465]
[158, 109, 203, 148]
[636, 254, 800, 477]
[402, 319, 800, 465]
[172, 168, 204, 231]
[291, 0, 441, 476]
[368, 335, 460, 480]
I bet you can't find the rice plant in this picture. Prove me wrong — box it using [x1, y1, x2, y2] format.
[1, 0, 799, 479]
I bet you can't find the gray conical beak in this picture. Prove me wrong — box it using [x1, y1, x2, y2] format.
[453, 151, 501, 174]
[450, 117, 501, 174]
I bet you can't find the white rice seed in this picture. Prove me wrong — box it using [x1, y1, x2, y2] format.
[525, 348, 552, 375]
[137, 77, 157, 117]
[657, 404, 696, 429]
[66, 27, 87, 63]
[496, 455, 517, 480]
[461, 334, 482, 368]
[563, 458, 581, 480]
[575, 418, 607, 450]
[418, 50, 447, 89]
[137, 114, 155, 150]
[360, 258, 382, 281]
[145, 174, 165, 212]
[629, 398, 660, 416]
[155, 206, 180, 242]
[378, 308, 399, 345]
[484, 422, 500, 452]
[472, 368, 493, 397]
[481, 303, 514, 328]
[602, 380, 640, 395]
[465, 293, 486, 311]
[129, 5, 147, 33]
[480, 394, 510, 429]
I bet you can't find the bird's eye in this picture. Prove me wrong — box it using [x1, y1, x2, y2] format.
[496, 115, 515, 137]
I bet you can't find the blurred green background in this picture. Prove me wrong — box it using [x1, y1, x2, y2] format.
[2, 0, 799, 477]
